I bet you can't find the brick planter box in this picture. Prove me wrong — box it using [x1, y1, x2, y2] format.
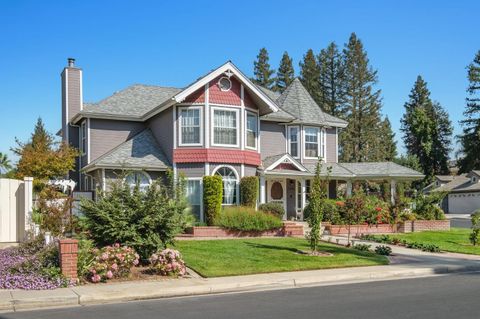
[186, 222, 304, 238]
[326, 224, 396, 236]
[402, 220, 450, 232]
[58, 238, 79, 281]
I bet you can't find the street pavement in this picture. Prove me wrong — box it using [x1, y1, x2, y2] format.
[2, 273, 479, 319]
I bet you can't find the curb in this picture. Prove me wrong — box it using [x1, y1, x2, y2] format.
[1, 264, 480, 313]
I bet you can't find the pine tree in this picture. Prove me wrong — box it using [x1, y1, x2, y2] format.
[379, 116, 397, 161]
[299, 49, 321, 105]
[458, 50, 480, 172]
[274, 51, 295, 92]
[340, 33, 383, 162]
[252, 48, 275, 89]
[318, 42, 346, 117]
[400, 76, 452, 179]
[12, 117, 78, 190]
[0, 152, 12, 175]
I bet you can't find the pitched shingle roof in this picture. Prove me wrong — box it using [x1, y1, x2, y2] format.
[82, 85, 181, 118]
[434, 173, 480, 193]
[83, 129, 170, 171]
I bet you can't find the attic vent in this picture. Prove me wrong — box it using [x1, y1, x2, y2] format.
[218, 77, 232, 92]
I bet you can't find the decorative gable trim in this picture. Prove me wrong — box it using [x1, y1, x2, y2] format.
[265, 154, 307, 172]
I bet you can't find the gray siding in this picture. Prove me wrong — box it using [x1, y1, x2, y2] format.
[89, 119, 145, 162]
[260, 121, 286, 159]
[244, 165, 257, 177]
[148, 108, 174, 163]
[177, 163, 205, 178]
[326, 127, 337, 163]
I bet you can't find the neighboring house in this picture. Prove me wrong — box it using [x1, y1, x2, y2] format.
[429, 171, 480, 214]
[60, 58, 423, 221]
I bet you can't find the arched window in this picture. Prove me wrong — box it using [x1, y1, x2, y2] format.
[214, 166, 238, 205]
[125, 171, 151, 192]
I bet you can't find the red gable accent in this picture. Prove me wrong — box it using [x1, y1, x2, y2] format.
[183, 87, 205, 103]
[208, 76, 241, 105]
[243, 90, 257, 109]
[173, 149, 261, 166]
[272, 163, 299, 171]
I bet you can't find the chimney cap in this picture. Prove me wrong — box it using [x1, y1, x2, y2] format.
[67, 58, 75, 67]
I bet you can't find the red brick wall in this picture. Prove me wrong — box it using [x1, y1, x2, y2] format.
[58, 239, 78, 281]
[186, 222, 304, 237]
[412, 220, 450, 232]
[326, 224, 396, 235]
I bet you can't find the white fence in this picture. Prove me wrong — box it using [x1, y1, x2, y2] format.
[0, 177, 33, 243]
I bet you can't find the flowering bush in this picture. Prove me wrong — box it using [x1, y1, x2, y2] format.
[148, 249, 186, 277]
[88, 244, 139, 283]
[0, 238, 71, 290]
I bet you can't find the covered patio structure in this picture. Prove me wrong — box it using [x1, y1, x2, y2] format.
[258, 154, 424, 220]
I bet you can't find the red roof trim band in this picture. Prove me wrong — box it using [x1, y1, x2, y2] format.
[173, 149, 261, 166]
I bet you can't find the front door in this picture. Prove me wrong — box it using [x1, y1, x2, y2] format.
[267, 179, 286, 218]
[286, 179, 297, 220]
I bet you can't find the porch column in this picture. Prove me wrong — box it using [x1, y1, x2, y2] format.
[259, 176, 266, 204]
[346, 180, 353, 197]
[301, 179, 306, 209]
[390, 179, 397, 205]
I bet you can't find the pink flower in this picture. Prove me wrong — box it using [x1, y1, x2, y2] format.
[133, 259, 139, 266]
[111, 263, 118, 271]
[106, 271, 113, 279]
[114, 243, 120, 248]
[101, 253, 109, 261]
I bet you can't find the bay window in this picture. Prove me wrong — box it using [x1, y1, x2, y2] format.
[180, 107, 201, 145]
[213, 108, 238, 146]
[246, 111, 258, 149]
[288, 126, 299, 158]
[304, 127, 319, 158]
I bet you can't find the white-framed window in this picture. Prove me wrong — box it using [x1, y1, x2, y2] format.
[80, 121, 87, 155]
[125, 171, 151, 192]
[303, 127, 326, 160]
[212, 107, 239, 147]
[213, 166, 239, 205]
[246, 111, 258, 149]
[288, 126, 299, 158]
[179, 106, 202, 146]
[185, 179, 202, 220]
[218, 77, 232, 91]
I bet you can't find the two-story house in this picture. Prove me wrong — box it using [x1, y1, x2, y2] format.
[60, 58, 423, 221]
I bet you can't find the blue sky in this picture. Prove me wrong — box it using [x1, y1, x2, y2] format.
[1, 0, 478, 161]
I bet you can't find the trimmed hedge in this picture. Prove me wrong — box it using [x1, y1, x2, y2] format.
[240, 176, 258, 208]
[215, 206, 283, 232]
[203, 175, 223, 226]
[258, 202, 285, 219]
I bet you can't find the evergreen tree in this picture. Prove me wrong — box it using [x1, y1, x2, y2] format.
[12, 117, 78, 190]
[379, 116, 397, 161]
[252, 48, 275, 89]
[299, 49, 321, 105]
[274, 51, 295, 92]
[340, 33, 384, 162]
[0, 152, 12, 175]
[318, 42, 347, 116]
[400, 76, 452, 179]
[458, 50, 480, 172]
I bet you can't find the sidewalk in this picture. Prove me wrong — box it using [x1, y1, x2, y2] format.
[2, 242, 480, 313]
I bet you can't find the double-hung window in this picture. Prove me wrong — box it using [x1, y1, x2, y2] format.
[180, 107, 201, 145]
[304, 127, 319, 158]
[246, 111, 258, 149]
[80, 121, 86, 155]
[213, 108, 238, 146]
[288, 126, 299, 158]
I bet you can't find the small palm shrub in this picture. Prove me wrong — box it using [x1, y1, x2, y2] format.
[149, 249, 186, 277]
[240, 176, 258, 208]
[88, 244, 139, 283]
[258, 202, 285, 219]
[215, 206, 283, 232]
[375, 245, 392, 256]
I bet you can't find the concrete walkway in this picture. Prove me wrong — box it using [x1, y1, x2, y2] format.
[2, 237, 480, 313]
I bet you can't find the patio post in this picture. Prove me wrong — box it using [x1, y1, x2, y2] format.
[260, 175, 266, 204]
[346, 180, 352, 197]
[390, 179, 397, 205]
[301, 179, 306, 209]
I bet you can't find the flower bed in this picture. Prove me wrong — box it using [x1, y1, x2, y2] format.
[185, 222, 304, 238]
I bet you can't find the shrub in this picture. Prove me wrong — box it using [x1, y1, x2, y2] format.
[215, 206, 283, 232]
[88, 244, 139, 283]
[375, 245, 392, 256]
[149, 248, 186, 277]
[77, 239, 95, 279]
[470, 211, 480, 246]
[33, 186, 74, 236]
[240, 176, 258, 208]
[81, 171, 193, 260]
[258, 202, 285, 219]
[321, 199, 342, 224]
[353, 244, 371, 251]
[413, 193, 446, 220]
[203, 175, 223, 226]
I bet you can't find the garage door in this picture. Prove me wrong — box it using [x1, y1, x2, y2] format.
[448, 193, 480, 214]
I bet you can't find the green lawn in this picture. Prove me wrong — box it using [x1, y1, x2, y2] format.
[174, 237, 388, 277]
[374, 228, 480, 255]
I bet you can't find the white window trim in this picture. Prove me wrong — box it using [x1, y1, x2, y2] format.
[80, 121, 87, 156]
[303, 126, 321, 160]
[321, 128, 326, 161]
[178, 105, 203, 146]
[245, 110, 258, 150]
[288, 126, 300, 159]
[212, 165, 240, 205]
[185, 177, 204, 222]
[211, 106, 240, 148]
[218, 77, 232, 92]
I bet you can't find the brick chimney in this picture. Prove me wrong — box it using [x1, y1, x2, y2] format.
[61, 58, 83, 142]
